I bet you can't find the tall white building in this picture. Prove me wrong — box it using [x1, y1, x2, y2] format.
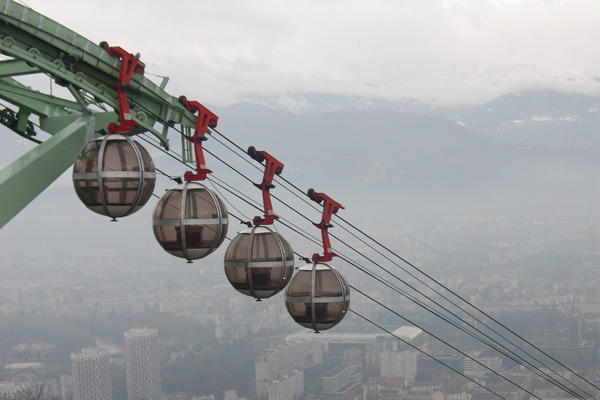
[125, 328, 161, 400]
[71, 348, 112, 400]
[0, 381, 35, 400]
[321, 364, 362, 394]
[463, 356, 503, 377]
[59, 375, 73, 400]
[192, 396, 215, 400]
[379, 351, 418, 383]
[191, 396, 215, 400]
[267, 370, 303, 400]
[0, 380, 58, 400]
[255, 340, 323, 399]
[224, 390, 239, 400]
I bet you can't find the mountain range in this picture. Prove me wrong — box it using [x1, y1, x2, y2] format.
[0, 90, 598, 261]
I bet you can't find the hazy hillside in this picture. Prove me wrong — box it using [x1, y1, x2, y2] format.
[243, 90, 600, 149]
[438, 91, 600, 149]
[1, 97, 598, 263]
[216, 102, 600, 214]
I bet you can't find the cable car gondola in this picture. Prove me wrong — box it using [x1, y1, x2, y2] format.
[152, 97, 229, 262]
[284, 189, 350, 332]
[153, 181, 228, 261]
[72, 134, 156, 220]
[285, 261, 350, 332]
[223, 147, 295, 300]
[224, 225, 294, 299]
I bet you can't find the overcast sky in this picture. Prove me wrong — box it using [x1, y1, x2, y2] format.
[17, 0, 600, 107]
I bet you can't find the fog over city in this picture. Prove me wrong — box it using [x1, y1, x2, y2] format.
[1, 1, 600, 400]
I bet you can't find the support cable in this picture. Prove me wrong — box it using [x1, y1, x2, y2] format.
[12, 71, 576, 396]
[141, 133, 590, 398]
[349, 308, 506, 400]
[210, 130, 323, 215]
[147, 194, 500, 400]
[168, 147, 583, 396]
[135, 108, 593, 396]
[3, 56, 544, 388]
[196, 176, 558, 400]
[205, 127, 598, 395]
[334, 209, 600, 388]
[207, 177, 254, 225]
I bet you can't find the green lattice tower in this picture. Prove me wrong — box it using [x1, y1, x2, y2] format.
[0, 0, 203, 227]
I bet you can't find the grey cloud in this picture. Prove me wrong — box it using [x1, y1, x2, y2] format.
[22, 0, 600, 107]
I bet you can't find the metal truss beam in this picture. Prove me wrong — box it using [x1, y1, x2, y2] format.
[0, 31, 171, 147]
[0, 59, 39, 77]
[39, 111, 115, 136]
[0, 115, 95, 228]
[0, 77, 85, 116]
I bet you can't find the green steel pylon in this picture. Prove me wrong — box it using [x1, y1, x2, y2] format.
[0, 0, 206, 227]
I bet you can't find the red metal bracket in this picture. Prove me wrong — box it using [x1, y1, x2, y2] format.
[178, 96, 219, 181]
[248, 146, 284, 225]
[100, 42, 145, 134]
[307, 189, 345, 262]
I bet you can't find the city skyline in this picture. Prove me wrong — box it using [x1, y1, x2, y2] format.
[1, 1, 599, 400]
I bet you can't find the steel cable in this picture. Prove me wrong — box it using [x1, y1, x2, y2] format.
[141, 133, 591, 398]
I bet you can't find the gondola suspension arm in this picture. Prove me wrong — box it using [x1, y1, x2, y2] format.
[307, 189, 344, 262]
[248, 147, 284, 225]
[100, 42, 145, 134]
[178, 96, 219, 181]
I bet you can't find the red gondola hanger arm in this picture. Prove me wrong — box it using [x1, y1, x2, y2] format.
[100, 42, 145, 134]
[178, 96, 219, 182]
[307, 189, 345, 262]
[248, 147, 284, 226]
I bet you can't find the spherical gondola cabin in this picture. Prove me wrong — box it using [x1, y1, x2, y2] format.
[224, 226, 295, 300]
[153, 182, 228, 262]
[285, 262, 350, 332]
[72, 134, 156, 220]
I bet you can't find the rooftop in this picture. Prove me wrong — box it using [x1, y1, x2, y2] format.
[286, 326, 422, 343]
